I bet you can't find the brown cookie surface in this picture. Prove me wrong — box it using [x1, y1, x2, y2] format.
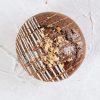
[16, 12, 86, 82]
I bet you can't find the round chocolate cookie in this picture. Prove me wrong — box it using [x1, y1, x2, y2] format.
[16, 12, 86, 82]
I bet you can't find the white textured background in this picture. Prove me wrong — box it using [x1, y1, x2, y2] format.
[0, 0, 100, 100]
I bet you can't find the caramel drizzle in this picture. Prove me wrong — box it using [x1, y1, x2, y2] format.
[16, 16, 69, 81]
[39, 14, 57, 24]
[32, 17, 68, 80]
[48, 17, 68, 26]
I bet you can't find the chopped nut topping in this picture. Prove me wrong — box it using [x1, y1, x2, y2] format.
[40, 26, 76, 68]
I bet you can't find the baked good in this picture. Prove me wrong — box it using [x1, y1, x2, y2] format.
[16, 12, 86, 82]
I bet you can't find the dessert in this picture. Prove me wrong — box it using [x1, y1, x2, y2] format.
[16, 12, 86, 82]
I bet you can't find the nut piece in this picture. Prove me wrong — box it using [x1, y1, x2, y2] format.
[67, 57, 73, 62]
[58, 63, 64, 68]
[57, 36, 64, 43]
[56, 26, 61, 33]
